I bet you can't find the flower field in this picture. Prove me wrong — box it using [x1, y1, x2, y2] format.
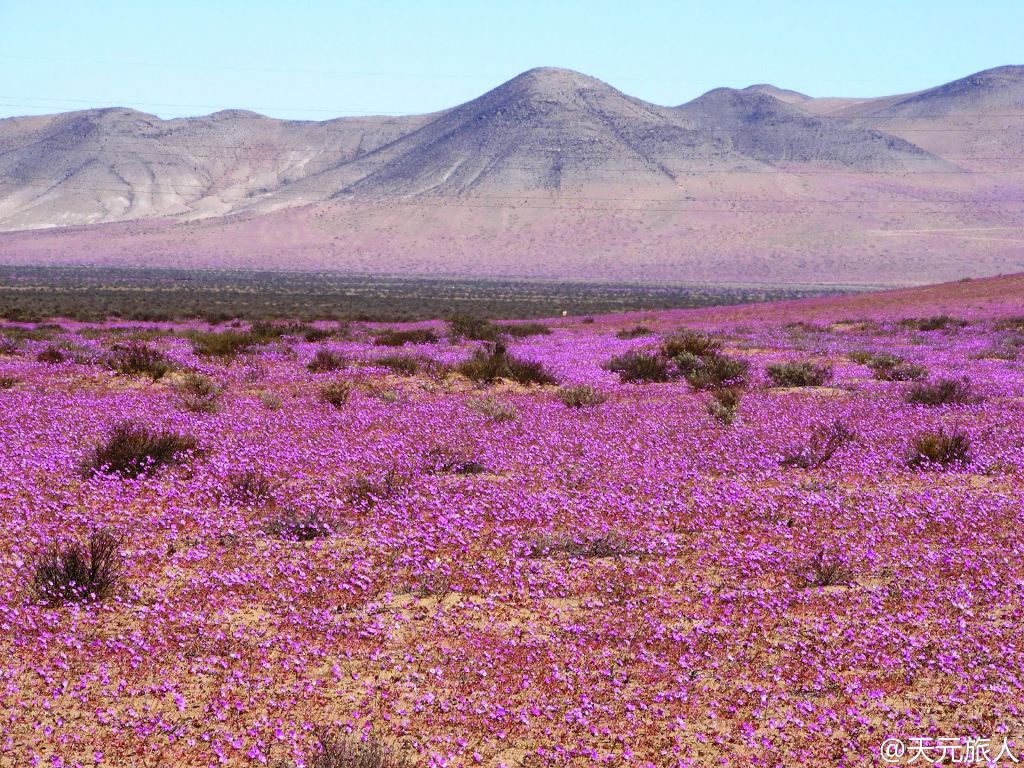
[2, 277, 1023, 767]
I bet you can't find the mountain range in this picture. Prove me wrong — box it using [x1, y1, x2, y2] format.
[1, 65, 1022, 285]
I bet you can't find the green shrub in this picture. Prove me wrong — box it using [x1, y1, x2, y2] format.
[867, 354, 927, 382]
[905, 377, 976, 406]
[458, 344, 556, 386]
[766, 360, 833, 387]
[555, 385, 607, 408]
[84, 421, 198, 478]
[448, 314, 500, 342]
[908, 428, 971, 469]
[604, 351, 671, 383]
[683, 353, 749, 391]
[660, 330, 721, 359]
[900, 315, 966, 332]
[374, 328, 440, 347]
[189, 330, 257, 358]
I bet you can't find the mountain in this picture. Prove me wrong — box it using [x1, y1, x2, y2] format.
[0, 65, 1022, 287]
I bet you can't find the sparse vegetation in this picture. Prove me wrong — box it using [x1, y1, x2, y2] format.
[526, 532, 634, 559]
[467, 396, 519, 422]
[795, 549, 854, 589]
[36, 345, 65, 364]
[615, 325, 653, 339]
[660, 330, 722, 359]
[106, 342, 175, 380]
[176, 372, 220, 413]
[866, 354, 928, 382]
[304, 728, 410, 768]
[494, 322, 552, 338]
[266, 509, 332, 541]
[683, 353, 750, 390]
[781, 420, 855, 469]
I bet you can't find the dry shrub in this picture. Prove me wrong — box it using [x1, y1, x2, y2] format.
[899, 315, 966, 332]
[448, 314, 500, 342]
[107, 342, 174, 380]
[526, 532, 635, 559]
[320, 381, 353, 408]
[556, 385, 607, 408]
[467, 396, 519, 422]
[224, 470, 276, 506]
[266, 509, 331, 541]
[795, 549, 854, 589]
[308, 349, 347, 373]
[347, 468, 407, 511]
[189, 330, 257, 358]
[908, 428, 971, 470]
[904, 377, 977, 406]
[84, 421, 198, 478]
[494, 322, 552, 338]
[29, 530, 123, 606]
[425, 443, 486, 475]
[177, 372, 220, 413]
[781, 420, 855, 469]
[259, 391, 283, 411]
[0, 376, 17, 390]
[766, 360, 832, 387]
[305, 729, 410, 768]
[706, 387, 742, 426]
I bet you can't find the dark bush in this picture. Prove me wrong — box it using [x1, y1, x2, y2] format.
[781, 420, 855, 469]
[107, 342, 174, 380]
[0, 376, 17, 390]
[347, 468, 407, 511]
[660, 330, 721, 359]
[29, 530, 124, 606]
[425, 443, 486, 475]
[555, 385, 607, 408]
[683, 353, 749, 391]
[373, 353, 448, 377]
[615, 326, 653, 339]
[36, 345, 66, 364]
[467, 396, 518, 422]
[189, 330, 258, 358]
[305, 728, 410, 768]
[223, 470, 276, 506]
[904, 377, 976, 406]
[308, 349, 347, 373]
[84, 421, 198, 478]
[766, 360, 833, 388]
[374, 328, 440, 347]
[448, 314, 500, 342]
[319, 381, 353, 408]
[706, 387, 742, 426]
[604, 351, 671, 383]
[494, 322, 552, 338]
[867, 354, 928, 382]
[458, 344, 556, 386]
[908, 428, 971, 469]
[900, 315, 966, 332]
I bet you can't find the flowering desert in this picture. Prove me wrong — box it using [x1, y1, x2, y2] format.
[2, 273, 1024, 768]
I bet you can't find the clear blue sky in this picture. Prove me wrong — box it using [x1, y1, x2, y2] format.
[1, 0, 1021, 120]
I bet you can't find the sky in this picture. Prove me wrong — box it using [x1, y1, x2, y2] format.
[1, 0, 1022, 121]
